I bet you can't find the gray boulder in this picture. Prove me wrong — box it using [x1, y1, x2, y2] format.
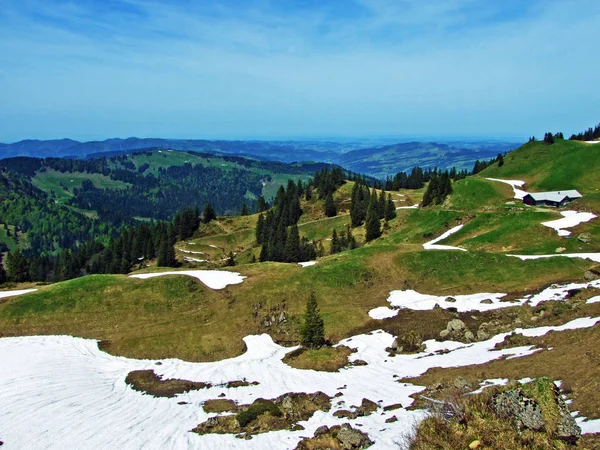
[578, 232, 592, 244]
[439, 329, 450, 339]
[337, 424, 374, 449]
[477, 330, 490, 341]
[454, 376, 472, 390]
[584, 270, 598, 281]
[447, 319, 466, 332]
[464, 331, 475, 342]
[492, 389, 545, 431]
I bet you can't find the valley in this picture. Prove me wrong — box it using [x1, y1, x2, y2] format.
[1, 136, 600, 448]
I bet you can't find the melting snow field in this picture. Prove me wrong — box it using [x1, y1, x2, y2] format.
[129, 270, 246, 290]
[298, 261, 317, 268]
[1, 316, 599, 449]
[508, 253, 600, 263]
[541, 211, 597, 237]
[396, 204, 419, 210]
[486, 178, 528, 199]
[385, 290, 512, 312]
[0, 288, 37, 299]
[368, 279, 600, 318]
[422, 224, 466, 251]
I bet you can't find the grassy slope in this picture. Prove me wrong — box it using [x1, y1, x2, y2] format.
[32, 169, 129, 204]
[482, 139, 600, 195]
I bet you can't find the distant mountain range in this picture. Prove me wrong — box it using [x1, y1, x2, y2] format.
[0, 137, 520, 178]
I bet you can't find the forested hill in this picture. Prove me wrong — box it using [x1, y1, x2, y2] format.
[0, 137, 519, 178]
[0, 150, 346, 256]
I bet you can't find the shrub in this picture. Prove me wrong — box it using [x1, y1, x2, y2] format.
[237, 399, 282, 427]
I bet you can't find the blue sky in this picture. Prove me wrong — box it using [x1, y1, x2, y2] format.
[1, 0, 599, 142]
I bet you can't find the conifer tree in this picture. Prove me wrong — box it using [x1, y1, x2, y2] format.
[0, 253, 6, 284]
[225, 251, 236, 266]
[330, 229, 339, 254]
[377, 190, 386, 220]
[384, 193, 397, 221]
[284, 225, 301, 262]
[300, 291, 325, 349]
[240, 203, 249, 216]
[256, 196, 268, 213]
[365, 199, 382, 242]
[202, 203, 216, 223]
[324, 192, 337, 217]
[6, 249, 30, 283]
[256, 213, 265, 244]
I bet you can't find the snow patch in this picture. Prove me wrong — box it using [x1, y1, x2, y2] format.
[178, 248, 206, 255]
[587, 296, 600, 304]
[541, 211, 596, 237]
[386, 289, 515, 312]
[396, 204, 419, 210]
[184, 257, 207, 263]
[130, 270, 245, 290]
[368, 307, 399, 319]
[508, 253, 600, 263]
[298, 261, 317, 268]
[486, 178, 528, 200]
[0, 288, 37, 299]
[423, 225, 466, 251]
[1, 316, 599, 448]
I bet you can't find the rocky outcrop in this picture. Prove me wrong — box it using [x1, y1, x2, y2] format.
[193, 391, 331, 437]
[492, 388, 545, 431]
[295, 423, 374, 449]
[491, 379, 581, 443]
[333, 398, 379, 420]
[578, 232, 592, 244]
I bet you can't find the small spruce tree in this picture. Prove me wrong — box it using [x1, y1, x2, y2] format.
[324, 192, 337, 217]
[365, 200, 382, 242]
[300, 291, 325, 348]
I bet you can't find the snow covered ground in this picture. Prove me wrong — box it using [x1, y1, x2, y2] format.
[541, 211, 597, 236]
[368, 306, 399, 319]
[422, 224, 466, 251]
[508, 253, 600, 263]
[298, 261, 317, 267]
[129, 270, 246, 290]
[0, 288, 37, 299]
[384, 290, 513, 312]
[178, 248, 206, 255]
[486, 178, 528, 199]
[368, 279, 600, 318]
[2, 315, 598, 449]
[396, 204, 419, 210]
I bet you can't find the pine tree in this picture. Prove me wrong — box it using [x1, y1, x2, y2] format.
[365, 199, 382, 242]
[240, 203, 249, 216]
[300, 291, 325, 349]
[6, 249, 30, 283]
[324, 192, 337, 217]
[330, 229, 340, 254]
[384, 193, 397, 221]
[0, 253, 7, 284]
[284, 225, 301, 262]
[203, 203, 216, 223]
[225, 251, 236, 266]
[497, 153, 504, 167]
[256, 196, 268, 213]
[256, 213, 265, 244]
[377, 190, 386, 220]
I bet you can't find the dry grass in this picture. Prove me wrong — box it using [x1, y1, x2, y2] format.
[125, 369, 211, 397]
[401, 314, 600, 421]
[282, 346, 354, 372]
[407, 382, 591, 450]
